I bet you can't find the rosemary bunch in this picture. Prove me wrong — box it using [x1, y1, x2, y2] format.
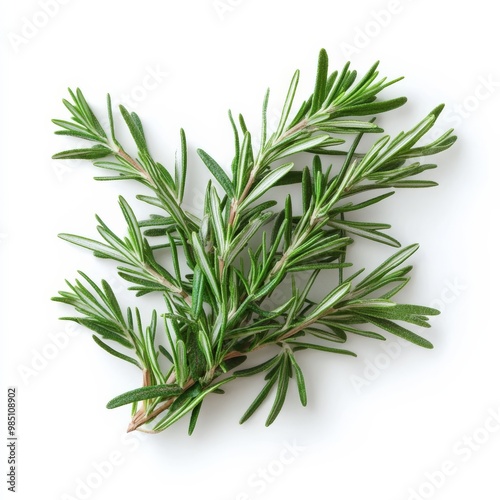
[52, 49, 456, 434]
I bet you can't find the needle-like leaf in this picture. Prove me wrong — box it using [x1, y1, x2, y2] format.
[52, 49, 455, 435]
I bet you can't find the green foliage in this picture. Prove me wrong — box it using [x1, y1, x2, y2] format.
[52, 49, 455, 434]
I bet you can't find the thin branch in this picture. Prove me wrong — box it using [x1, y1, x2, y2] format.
[116, 149, 155, 186]
[143, 264, 192, 305]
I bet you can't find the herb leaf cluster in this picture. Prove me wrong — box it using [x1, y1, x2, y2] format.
[52, 50, 455, 434]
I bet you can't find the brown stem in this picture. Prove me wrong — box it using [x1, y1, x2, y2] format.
[116, 149, 155, 186]
[228, 118, 311, 230]
[223, 350, 246, 360]
[277, 317, 319, 342]
[228, 200, 237, 226]
[128, 119, 318, 433]
[277, 118, 308, 142]
[127, 379, 196, 432]
[142, 368, 151, 387]
[116, 150, 193, 306]
[127, 348, 250, 432]
[144, 264, 192, 305]
[228, 166, 258, 227]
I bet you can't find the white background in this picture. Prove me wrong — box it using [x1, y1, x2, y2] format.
[1, 1, 499, 499]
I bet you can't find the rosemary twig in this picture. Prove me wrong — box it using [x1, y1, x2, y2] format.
[52, 49, 456, 434]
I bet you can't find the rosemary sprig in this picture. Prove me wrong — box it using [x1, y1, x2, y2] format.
[52, 49, 456, 434]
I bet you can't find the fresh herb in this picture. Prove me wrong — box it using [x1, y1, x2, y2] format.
[52, 49, 456, 434]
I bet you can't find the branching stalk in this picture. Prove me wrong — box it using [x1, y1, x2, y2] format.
[52, 49, 455, 434]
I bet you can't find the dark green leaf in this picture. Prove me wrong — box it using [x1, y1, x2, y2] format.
[328, 218, 400, 247]
[240, 163, 295, 210]
[175, 339, 188, 387]
[356, 314, 433, 348]
[289, 354, 307, 406]
[218, 355, 247, 373]
[197, 149, 235, 197]
[75, 88, 106, 137]
[276, 69, 300, 138]
[168, 382, 202, 414]
[191, 266, 205, 320]
[119, 105, 148, 152]
[260, 88, 270, 151]
[159, 345, 174, 363]
[92, 336, 141, 368]
[339, 97, 408, 116]
[273, 170, 304, 186]
[101, 280, 124, 324]
[197, 329, 214, 368]
[240, 369, 279, 424]
[154, 377, 236, 431]
[265, 355, 290, 426]
[176, 128, 188, 201]
[358, 244, 419, 287]
[52, 145, 111, 160]
[119, 196, 144, 260]
[311, 48, 329, 114]
[286, 341, 357, 357]
[192, 232, 221, 301]
[188, 402, 203, 435]
[76, 318, 133, 348]
[54, 129, 103, 142]
[235, 355, 280, 377]
[106, 384, 183, 409]
[186, 331, 206, 381]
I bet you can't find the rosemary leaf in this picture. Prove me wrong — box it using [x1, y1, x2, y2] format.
[52, 49, 455, 434]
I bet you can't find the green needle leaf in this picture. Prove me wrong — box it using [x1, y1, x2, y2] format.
[355, 314, 434, 349]
[192, 232, 221, 301]
[58, 233, 129, 263]
[197, 149, 235, 197]
[240, 163, 294, 210]
[154, 377, 237, 432]
[119, 105, 148, 152]
[311, 48, 329, 114]
[92, 336, 141, 368]
[340, 97, 408, 116]
[52, 51, 454, 434]
[191, 265, 205, 319]
[52, 145, 111, 160]
[275, 69, 300, 138]
[358, 244, 419, 287]
[188, 402, 203, 436]
[240, 369, 279, 424]
[289, 353, 307, 406]
[119, 196, 144, 261]
[234, 355, 280, 378]
[286, 342, 357, 357]
[107, 384, 183, 409]
[308, 281, 351, 319]
[265, 354, 290, 426]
